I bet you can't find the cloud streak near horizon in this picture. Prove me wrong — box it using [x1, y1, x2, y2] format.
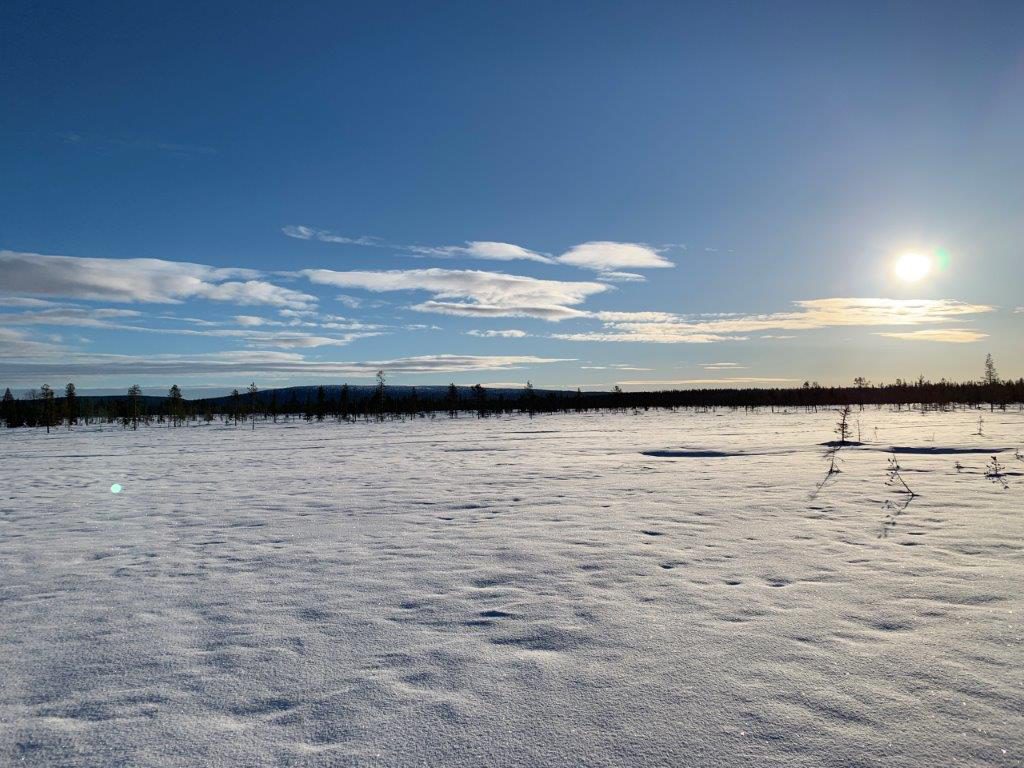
[556, 299, 995, 343]
[0, 350, 574, 383]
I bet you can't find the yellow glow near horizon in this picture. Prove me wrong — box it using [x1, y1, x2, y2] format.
[893, 251, 933, 282]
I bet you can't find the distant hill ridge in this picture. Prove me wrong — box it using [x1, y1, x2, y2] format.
[69, 384, 586, 406]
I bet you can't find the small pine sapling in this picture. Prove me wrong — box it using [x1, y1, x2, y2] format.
[985, 456, 1009, 490]
[835, 405, 853, 446]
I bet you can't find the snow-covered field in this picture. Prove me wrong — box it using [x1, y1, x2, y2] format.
[1, 408, 1021, 767]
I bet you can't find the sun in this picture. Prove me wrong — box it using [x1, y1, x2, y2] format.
[893, 251, 932, 282]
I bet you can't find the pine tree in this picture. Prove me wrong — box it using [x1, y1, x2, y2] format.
[248, 382, 259, 430]
[315, 385, 326, 422]
[612, 384, 624, 411]
[168, 385, 183, 426]
[64, 382, 77, 428]
[1, 388, 15, 428]
[522, 380, 536, 416]
[375, 371, 386, 420]
[127, 384, 142, 430]
[471, 384, 486, 417]
[834, 404, 852, 445]
[984, 354, 999, 411]
[339, 384, 349, 422]
[984, 353, 999, 385]
[39, 384, 56, 433]
[446, 383, 459, 418]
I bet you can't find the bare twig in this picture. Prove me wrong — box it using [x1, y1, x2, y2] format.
[886, 451, 916, 496]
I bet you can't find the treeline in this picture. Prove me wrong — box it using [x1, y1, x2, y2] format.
[3, 374, 1023, 430]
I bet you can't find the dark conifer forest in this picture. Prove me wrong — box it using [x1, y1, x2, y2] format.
[3, 369, 1023, 429]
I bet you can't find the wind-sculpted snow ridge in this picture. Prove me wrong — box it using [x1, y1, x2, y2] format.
[0, 408, 1021, 767]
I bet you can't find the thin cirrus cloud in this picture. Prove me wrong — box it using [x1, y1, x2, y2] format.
[410, 241, 555, 265]
[283, 226, 553, 264]
[0, 307, 144, 328]
[875, 329, 989, 343]
[0, 352, 574, 383]
[615, 377, 800, 387]
[466, 329, 528, 338]
[299, 267, 610, 321]
[180, 329, 380, 349]
[0, 305, 382, 350]
[282, 226, 673, 275]
[280, 225, 383, 247]
[555, 298, 995, 343]
[702, 362, 748, 370]
[0, 328, 66, 359]
[112, 321, 384, 350]
[0, 250, 317, 310]
[593, 271, 647, 283]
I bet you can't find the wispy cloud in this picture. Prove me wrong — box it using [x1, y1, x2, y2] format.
[286, 225, 555, 265]
[335, 294, 364, 309]
[0, 328, 66, 359]
[615, 377, 799, 387]
[580, 364, 652, 371]
[411, 241, 555, 264]
[300, 267, 609, 321]
[233, 315, 273, 327]
[283, 227, 675, 275]
[554, 330, 737, 344]
[0, 251, 316, 309]
[193, 330, 378, 348]
[701, 362, 747, 370]
[466, 329, 528, 338]
[557, 298, 995, 343]
[0, 297, 65, 308]
[0, 352, 572, 382]
[875, 329, 988, 343]
[281, 225, 383, 246]
[0, 304, 381, 349]
[0, 307, 143, 328]
[556, 241, 674, 272]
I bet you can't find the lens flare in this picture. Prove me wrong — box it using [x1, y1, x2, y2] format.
[110, 483, 123, 494]
[894, 252, 932, 282]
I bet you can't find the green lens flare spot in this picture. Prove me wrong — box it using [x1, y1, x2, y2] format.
[934, 248, 951, 271]
[110, 483, 123, 494]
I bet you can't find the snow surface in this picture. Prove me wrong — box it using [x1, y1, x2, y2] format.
[1, 408, 1022, 767]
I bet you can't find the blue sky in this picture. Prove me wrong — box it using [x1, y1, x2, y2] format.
[1, 1, 1022, 394]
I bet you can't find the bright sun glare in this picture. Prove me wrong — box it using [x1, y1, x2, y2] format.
[893, 251, 932, 282]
